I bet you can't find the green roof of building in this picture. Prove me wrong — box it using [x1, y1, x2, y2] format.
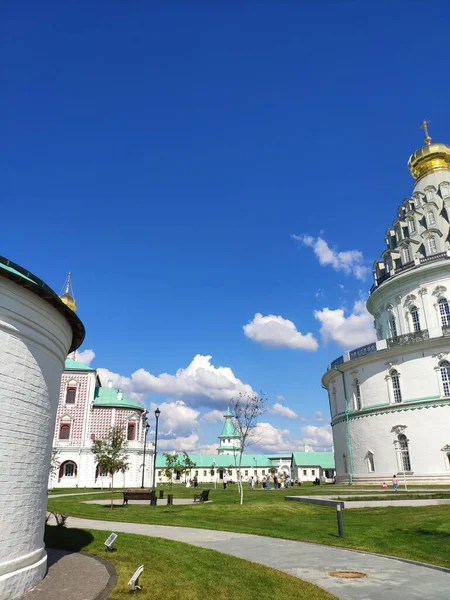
[65, 358, 95, 372]
[93, 387, 144, 411]
[0, 255, 85, 353]
[155, 453, 274, 469]
[291, 452, 335, 469]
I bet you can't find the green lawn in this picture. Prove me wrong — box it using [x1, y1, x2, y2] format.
[48, 484, 450, 568]
[45, 526, 336, 600]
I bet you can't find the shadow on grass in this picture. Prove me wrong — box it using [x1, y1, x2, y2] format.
[45, 526, 94, 552]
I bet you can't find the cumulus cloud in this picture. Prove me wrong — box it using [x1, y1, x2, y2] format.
[158, 433, 199, 452]
[243, 313, 318, 351]
[97, 354, 255, 408]
[148, 401, 200, 438]
[292, 234, 370, 281]
[202, 409, 225, 424]
[314, 411, 324, 422]
[75, 349, 95, 366]
[299, 425, 333, 448]
[270, 402, 299, 420]
[314, 299, 376, 348]
[249, 422, 333, 453]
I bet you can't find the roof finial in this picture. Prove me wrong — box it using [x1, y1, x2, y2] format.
[420, 119, 432, 145]
[59, 272, 77, 312]
[64, 272, 71, 294]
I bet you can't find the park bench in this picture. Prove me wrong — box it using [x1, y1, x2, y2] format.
[193, 489, 210, 503]
[123, 490, 153, 505]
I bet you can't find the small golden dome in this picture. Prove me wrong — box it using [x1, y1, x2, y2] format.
[408, 142, 450, 180]
[59, 272, 78, 312]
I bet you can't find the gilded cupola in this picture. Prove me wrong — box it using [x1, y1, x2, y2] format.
[59, 272, 77, 312]
[408, 120, 450, 181]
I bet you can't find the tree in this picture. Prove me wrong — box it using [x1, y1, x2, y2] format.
[162, 452, 179, 486]
[180, 452, 196, 483]
[229, 392, 266, 505]
[92, 425, 129, 509]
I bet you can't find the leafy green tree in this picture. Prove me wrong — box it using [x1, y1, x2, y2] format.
[162, 452, 179, 486]
[92, 425, 129, 509]
[180, 451, 197, 482]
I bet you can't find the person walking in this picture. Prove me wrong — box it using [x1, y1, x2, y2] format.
[392, 475, 399, 491]
[223, 473, 228, 490]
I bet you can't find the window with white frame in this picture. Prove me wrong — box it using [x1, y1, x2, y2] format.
[427, 236, 437, 254]
[440, 360, 450, 397]
[65, 380, 77, 404]
[440, 182, 450, 198]
[64, 461, 76, 477]
[367, 452, 375, 472]
[410, 306, 420, 332]
[408, 219, 416, 235]
[390, 316, 398, 338]
[390, 369, 402, 403]
[439, 298, 450, 327]
[59, 423, 71, 439]
[427, 211, 436, 226]
[397, 434, 411, 471]
[402, 246, 411, 264]
[354, 379, 362, 410]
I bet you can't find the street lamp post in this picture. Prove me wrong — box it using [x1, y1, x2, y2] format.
[151, 408, 161, 506]
[141, 414, 150, 489]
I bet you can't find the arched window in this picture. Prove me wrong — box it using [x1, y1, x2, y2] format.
[410, 306, 420, 332]
[402, 246, 411, 264]
[367, 452, 375, 473]
[390, 369, 402, 403]
[427, 236, 437, 254]
[59, 460, 77, 478]
[427, 210, 436, 226]
[390, 316, 398, 338]
[438, 298, 450, 327]
[65, 380, 77, 404]
[127, 422, 136, 441]
[440, 360, 450, 397]
[59, 423, 71, 439]
[354, 379, 362, 410]
[397, 434, 411, 471]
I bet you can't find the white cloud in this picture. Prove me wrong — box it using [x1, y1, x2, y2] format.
[202, 409, 225, 424]
[243, 313, 318, 351]
[292, 234, 370, 281]
[97, 354, 255, 408]
[276, 395, 285, 401]
[300, 425, 333, 448]
[158, 433, 200, 453]
[314, 299, 376, 348]
[149, 401, 200, 438]
[270, 402, 299, 420]
[314, 411, 324, 422]
[75, 349, 95, 366]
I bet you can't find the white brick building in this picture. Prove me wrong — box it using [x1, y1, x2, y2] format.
[322, 128, 450, 484]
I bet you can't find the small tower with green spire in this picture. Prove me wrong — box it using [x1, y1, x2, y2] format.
[217, 406, 241, 455]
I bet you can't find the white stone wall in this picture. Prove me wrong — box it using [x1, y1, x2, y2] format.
[0, 277, 73, 600]
[326, 340, 450, 483]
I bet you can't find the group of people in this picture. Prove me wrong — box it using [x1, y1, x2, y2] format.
[247, 473, 292, 490]
[381, 475, 400, 491]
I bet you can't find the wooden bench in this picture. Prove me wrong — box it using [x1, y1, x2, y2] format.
[193, 489, 210, 503]
[123, 490, 153, 505]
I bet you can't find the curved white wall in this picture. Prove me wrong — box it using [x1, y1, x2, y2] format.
[0, 277, 74, 600]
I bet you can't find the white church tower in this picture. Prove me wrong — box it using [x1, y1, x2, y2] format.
[217, 407, 241, 455]
[322, 123, 450, 484]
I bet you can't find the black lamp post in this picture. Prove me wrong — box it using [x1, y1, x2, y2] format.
[141, 413, 150, 489]
[150, 407, 161, 505]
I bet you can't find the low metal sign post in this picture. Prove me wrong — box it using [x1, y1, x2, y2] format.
[285, 496, 345, 538]
[128, 565, 144, 591]
[104, 533, 117, 551]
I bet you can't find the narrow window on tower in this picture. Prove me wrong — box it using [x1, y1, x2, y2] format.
[390, 316, 398, 338]
[410, 306, 420, 332]
[402, 246, 411, 264]
[440, 360, 450, 397]
[354, 379, 362, 410]
[408, 219, 416, 235]
[427, 211, 436, 226]
[65, 386, 77, 404]
[390, 369, 402, 403]
[367, 452, 375, 473]
[438, 298, 450, 328]
[428, 236, 437, 254]
[127, 422, 136, 441]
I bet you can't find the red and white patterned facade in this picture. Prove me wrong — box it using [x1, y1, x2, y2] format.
[50, 361, 154, 489]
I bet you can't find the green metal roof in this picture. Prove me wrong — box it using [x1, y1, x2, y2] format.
[65, 358, 95, 372]
[291, 452, 335, 469]
[93, 387, 144, 411]
[156, 453, 274, 469]
[0, 255, 85, 353]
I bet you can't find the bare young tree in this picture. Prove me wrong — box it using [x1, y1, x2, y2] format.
[92, 425, 129, 509]
[229, 392, 266, 505]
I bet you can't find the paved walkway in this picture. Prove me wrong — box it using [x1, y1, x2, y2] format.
[48, 491, 109, 499]
[84, 498, 210, 506]
[66, 516, 449, 600]
[20, 548, 114, 600]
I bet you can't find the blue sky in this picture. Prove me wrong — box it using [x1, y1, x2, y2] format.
[3, 1, 450, 453]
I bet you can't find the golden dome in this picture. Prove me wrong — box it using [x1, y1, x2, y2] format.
[408, 120, 450, 180]
[59, 272, 78, 312]
[408, 142, 450, 180]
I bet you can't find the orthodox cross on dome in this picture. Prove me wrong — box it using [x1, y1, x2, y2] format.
[420, 119, 432, 145]
[59, 271, 78, 312]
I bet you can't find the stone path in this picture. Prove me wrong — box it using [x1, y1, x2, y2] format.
[20, 548, 115, 600]
[48, 491, 109, 499]
[66, 516, 450, 600]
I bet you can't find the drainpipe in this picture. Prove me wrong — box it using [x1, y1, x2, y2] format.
[334, 367, 353, 485]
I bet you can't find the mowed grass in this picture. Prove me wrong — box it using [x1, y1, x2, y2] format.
[47, 484, 450, 568]
[45, 526, 336, 600]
